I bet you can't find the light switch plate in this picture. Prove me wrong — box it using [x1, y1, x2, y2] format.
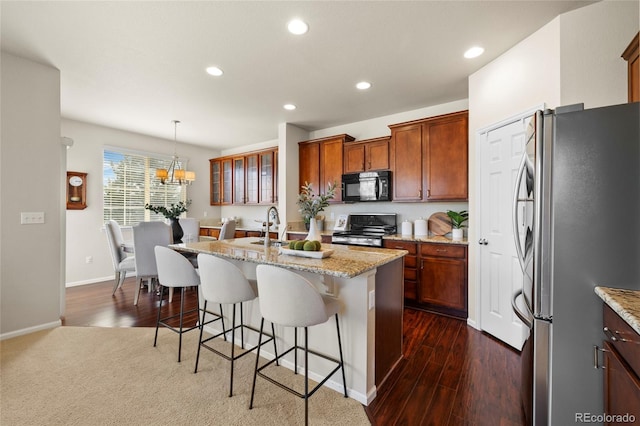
[21, 212, 45, 224]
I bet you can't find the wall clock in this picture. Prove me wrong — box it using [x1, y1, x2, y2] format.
[66, 171, 87, 210]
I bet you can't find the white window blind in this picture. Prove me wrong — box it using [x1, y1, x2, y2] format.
[103, 148, 185, 226]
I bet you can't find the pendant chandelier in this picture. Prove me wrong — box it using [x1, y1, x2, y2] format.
[155, 120, 196, 185]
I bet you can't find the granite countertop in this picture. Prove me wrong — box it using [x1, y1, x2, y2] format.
[384, 234, 469, 245]
[594, 286, 640, 335]
[286, 230, 468, 245]
[170, 237, 407, 279]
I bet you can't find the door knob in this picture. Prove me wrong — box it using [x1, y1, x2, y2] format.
[478, 238, 489, 245]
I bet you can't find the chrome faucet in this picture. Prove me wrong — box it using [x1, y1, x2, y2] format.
[265, 206, 280, 247]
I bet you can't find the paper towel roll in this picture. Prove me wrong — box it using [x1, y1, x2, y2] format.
[414, 219, 428, 236]
[401, 220, 413, 236]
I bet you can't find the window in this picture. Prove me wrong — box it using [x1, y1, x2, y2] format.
[103, 148, 186, 225]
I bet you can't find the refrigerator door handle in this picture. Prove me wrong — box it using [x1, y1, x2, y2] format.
[511, 289, 532, 328]
[512, 152, 528, 273]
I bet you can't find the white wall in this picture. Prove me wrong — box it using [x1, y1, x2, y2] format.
[63, 119, 220, 285]
[1, 53, 62, 338]
[467, 0, 638, 324]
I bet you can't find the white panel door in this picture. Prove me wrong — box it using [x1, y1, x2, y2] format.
[478, 117, 528, 350]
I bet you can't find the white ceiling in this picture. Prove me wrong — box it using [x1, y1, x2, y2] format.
[1, 1, 594, 150]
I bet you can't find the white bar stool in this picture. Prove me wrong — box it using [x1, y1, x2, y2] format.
[250, 265, 347, 425]
[154, 246, 222, 362]
[194, 253, 278, 397]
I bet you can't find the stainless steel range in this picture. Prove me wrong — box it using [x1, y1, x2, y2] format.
[331, 213, 397, 247]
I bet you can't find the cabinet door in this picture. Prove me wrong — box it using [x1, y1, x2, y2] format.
[320, 138, 343, 201]
[367, 138, 390, 171]
[259, 150, 274, 204]
[424, 112, 468, 200]
[233, 157, 245, 204]
[210, 159, 221, 205]
[221, 158, 233, 204]
[299, 142, 320, 193]
[344, 143, 366, 173]
[245, 154, 259, 204]
[390, 123, 423, 201]
[419, 257, 466, 311]
[604, 341, 640, 424]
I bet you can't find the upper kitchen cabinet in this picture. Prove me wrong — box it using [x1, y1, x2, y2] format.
[343, 136, 390, 174]
[622, 31, 639, 103]
[299, 134, 355, 202]
[389, 110, 468, 202]
[209, 147, 277, 206]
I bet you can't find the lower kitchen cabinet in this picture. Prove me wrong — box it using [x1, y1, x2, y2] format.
[384, 240, 468, 319]
[602, 304, 640, 424]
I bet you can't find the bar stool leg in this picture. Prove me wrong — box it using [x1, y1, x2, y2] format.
[178, 287, 185, 362]
[272, 323, 279, 366]
[154, 285, 166, 347]
[194, 300, 208, 373]
[249, 318, 265, 409]
[294, 327, 298, 374]
[335, 314, 348, 397]
[304, 326, 309, 426]
[230, 303, 236, 397]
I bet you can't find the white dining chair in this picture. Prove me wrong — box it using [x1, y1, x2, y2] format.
[105, 220, 136, 295]
[219, 219, 236, 240]
[179, 217, 200, 243]
[132, 221, 172, 305]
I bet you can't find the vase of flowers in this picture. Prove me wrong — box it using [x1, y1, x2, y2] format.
[297, 182, 336, 241]
[145, 200, 191, 243]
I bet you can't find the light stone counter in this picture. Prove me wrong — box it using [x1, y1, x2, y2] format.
[171, 237, 406, 279]
[384, 234, 469, 245]
[594, 286, 640, 335]
[169, 237, 407, 405]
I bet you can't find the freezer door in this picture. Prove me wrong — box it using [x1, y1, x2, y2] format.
[513, 112, 537, 314]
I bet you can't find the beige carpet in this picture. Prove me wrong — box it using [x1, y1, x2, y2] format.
[1, 327, 370, 425]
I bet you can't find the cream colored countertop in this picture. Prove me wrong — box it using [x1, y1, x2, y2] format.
[170, 237, 407, 279]
[594, 286, 640, 335]
[286, 230, 468, 245]
[384, 234, 468, 245]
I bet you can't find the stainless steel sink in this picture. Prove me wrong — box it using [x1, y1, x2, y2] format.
[249, 240, 287, 247]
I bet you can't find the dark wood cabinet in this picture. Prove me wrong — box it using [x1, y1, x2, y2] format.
[602, 304, 640, 424]
[383, 240, 418, 300]
[383, 240, 468, 319]
[622, 32, 639, 103]
[299, 134, 354, 202]
[209, 148, 277, 206]
[343, 137, 390, 173]
[389, 110, 468, 202]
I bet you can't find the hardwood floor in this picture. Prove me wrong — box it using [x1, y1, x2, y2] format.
[62, 278, 526, 426]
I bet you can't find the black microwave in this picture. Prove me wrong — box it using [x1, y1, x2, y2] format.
[341, 171, 392, 202]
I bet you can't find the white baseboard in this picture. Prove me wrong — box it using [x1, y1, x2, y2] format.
[0, 320, 61, 341]
[466, 317, 480, 330]
[66, 275, 114, 287]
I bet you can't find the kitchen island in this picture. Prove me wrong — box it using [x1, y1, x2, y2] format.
[170, 237, 407, 405]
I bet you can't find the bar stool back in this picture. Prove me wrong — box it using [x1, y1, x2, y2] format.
[153, 246, 201, 362]
[250, 265, 347, 425]
[194, 254, 277, 397]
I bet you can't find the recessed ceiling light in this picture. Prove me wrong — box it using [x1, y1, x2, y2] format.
[287, 19, 308, 35]
[206, 66, 223, 76]
[283, 104, 297, 111]
[356, 81, 372, 90]
[464, 46, 485, 59]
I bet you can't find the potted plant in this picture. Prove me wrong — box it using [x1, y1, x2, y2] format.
[297, 182, 336, 241]
[446, 209, 468, 240]
[145, 200, 192, 242]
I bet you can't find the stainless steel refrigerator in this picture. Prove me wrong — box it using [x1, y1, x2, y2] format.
[511, 102, 640, 425]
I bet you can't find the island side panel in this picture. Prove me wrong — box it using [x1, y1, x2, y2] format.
[374, 257, 404, 388]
